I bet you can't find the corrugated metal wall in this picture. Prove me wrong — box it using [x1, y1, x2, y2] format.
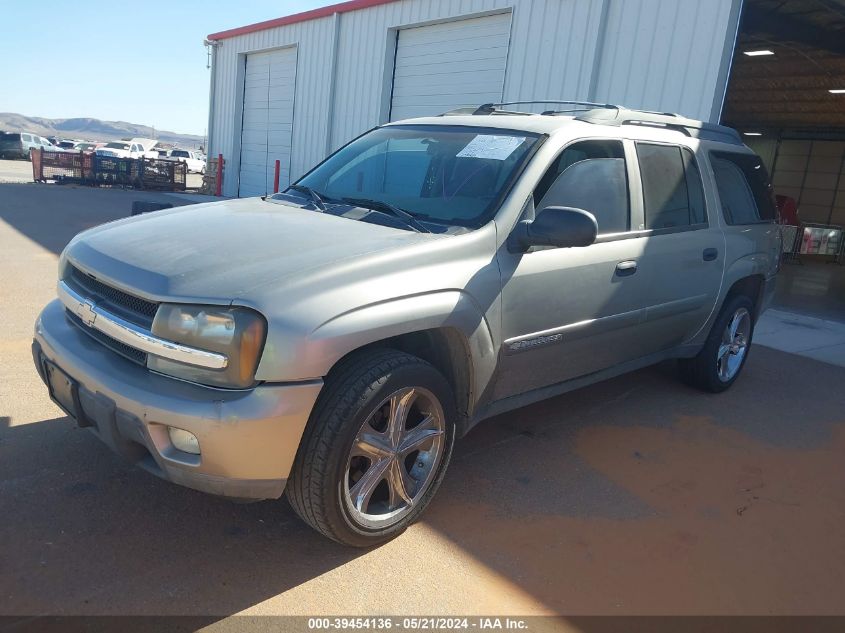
[209, 0, 741, 197]
[592, 0, 740, 121]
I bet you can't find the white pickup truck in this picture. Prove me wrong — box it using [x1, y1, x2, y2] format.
[167, 149, 206, 174]
[95, 138, 159, 160]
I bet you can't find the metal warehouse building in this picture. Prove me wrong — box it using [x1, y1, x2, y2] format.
[206, 0, 845, 231]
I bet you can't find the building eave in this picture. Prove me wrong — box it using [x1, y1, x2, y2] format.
[207, 0, 398, 41]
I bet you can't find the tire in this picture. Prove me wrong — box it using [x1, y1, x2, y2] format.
[679, 294, 755, 393]
[287, 349, 456, 547]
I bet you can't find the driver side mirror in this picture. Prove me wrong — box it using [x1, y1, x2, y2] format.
[509, 206, 598, 252]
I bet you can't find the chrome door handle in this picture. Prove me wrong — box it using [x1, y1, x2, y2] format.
[615, 260, 638, 277]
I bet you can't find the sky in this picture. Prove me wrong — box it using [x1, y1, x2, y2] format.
[0, 0, 331, 135]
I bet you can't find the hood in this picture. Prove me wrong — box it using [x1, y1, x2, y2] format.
[64, 197, 442, 304]
[129, 137, 157, 151]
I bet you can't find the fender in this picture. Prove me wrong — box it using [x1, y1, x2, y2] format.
[257, 290, 498, 400]
[721, 251, 772, 298]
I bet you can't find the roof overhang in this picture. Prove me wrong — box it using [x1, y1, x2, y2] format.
[207, 0, 398, 41]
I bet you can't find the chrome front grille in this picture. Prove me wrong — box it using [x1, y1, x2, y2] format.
[66, 264, 158, 328]
[67, 311, 148, 365]
[57, 280, 228, 370]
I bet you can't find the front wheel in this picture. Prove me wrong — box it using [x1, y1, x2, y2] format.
[680, 295, 755, 393]
[286, 349, 456, 547]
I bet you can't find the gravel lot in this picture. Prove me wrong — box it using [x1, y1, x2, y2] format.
[1, 183, 844, 621]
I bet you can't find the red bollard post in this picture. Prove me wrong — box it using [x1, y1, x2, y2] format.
[215, 153, 224, 197]
[273, 159, 281, 194]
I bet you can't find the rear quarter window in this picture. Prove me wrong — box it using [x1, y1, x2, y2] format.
[709, 151, 776, 225]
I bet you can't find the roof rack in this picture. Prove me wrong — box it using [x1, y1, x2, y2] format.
[439, 101, 617, 117]
[575, 107, 743, 145]
[475, 100, 617, 115]
[439, 101, 743, 146]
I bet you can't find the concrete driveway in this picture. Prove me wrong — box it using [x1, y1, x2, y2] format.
[2, 184, 845, 620]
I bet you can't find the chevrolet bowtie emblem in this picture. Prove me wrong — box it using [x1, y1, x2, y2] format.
[76, 300, 97, 327]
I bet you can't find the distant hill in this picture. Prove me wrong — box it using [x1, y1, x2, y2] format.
[0, 113, 204, 149]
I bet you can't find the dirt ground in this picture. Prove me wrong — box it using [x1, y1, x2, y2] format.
[1, 183, 844, 622]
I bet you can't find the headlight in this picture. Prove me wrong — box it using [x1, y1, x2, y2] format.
[147, 304, 266, 389]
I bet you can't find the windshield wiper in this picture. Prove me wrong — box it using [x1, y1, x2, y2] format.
[287, 184, 328, 212]
[341, 197, 430, 233]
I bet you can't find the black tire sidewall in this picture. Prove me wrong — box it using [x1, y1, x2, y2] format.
[314, 356, 456, 546]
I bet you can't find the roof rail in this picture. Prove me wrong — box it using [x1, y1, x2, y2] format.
[576, 107, 743, 145]
[439, 106, 533, 117]
[473, 100, 617, 115]
[439, 101, 743, 146]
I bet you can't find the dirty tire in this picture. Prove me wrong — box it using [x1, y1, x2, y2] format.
[286, 349, 456, 547]
[679, 294, 755, 393]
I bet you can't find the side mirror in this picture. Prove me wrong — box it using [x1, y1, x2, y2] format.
[510, 206, 598, 252]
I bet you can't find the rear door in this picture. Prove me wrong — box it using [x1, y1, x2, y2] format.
[627, 141, 724, 348]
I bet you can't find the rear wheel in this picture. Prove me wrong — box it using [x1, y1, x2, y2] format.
[680, 295, 755, 393]
[286, 349, 456, 547]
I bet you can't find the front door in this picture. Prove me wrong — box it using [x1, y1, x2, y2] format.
[494, 138, 652, 401]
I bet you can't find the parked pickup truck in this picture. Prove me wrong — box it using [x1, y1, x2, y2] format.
[167, 149, 206, 174]
[33, 103, 781, 546]
[95, 138, 159, 160]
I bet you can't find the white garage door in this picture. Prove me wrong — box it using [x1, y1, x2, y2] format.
[390, 13, 511, 121]
[239, 47, 297, 197]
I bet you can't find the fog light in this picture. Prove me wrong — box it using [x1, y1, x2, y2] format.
[168, 427, 200, 455]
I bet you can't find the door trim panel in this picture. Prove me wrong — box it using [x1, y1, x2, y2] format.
[502, 293, 708, 356]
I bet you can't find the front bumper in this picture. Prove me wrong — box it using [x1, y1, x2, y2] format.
[34, 299, 323, 500]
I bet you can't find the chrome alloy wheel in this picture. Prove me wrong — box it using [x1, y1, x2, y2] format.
[343, 386, 446, 529]
[717, 307, 751, 382]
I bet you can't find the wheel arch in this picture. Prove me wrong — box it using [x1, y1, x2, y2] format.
[300, 291, 499, 437]
[720, 253, 771, 321]
[327, 327, 477, 437]
[723, 273, 766, 322]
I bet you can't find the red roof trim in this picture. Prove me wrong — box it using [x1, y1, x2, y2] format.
[207, 0, 398, 40]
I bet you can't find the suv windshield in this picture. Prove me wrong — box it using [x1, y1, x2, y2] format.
[171, 150, 188, 157]
[287, 125, 541, 227]
[105, 142, 129, 150]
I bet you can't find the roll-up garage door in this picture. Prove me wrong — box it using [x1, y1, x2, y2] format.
[238, 47, 297, 197]
[389, 13, 511, 121]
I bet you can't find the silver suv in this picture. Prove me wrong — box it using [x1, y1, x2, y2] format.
[33, 103, 781, 546]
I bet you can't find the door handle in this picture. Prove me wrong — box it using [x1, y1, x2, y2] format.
[615, 260, 638, 277]
[703, 248, 718, 261]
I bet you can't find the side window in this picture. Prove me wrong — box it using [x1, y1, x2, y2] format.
[710, 151, 776, 224]
[534, 140, 629, 235]
[711, 158, 759, 224]
[22, 134, 31, 142]
[636, 143, 706, 230]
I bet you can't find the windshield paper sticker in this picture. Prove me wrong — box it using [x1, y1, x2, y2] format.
[456, 135, 526, 160]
